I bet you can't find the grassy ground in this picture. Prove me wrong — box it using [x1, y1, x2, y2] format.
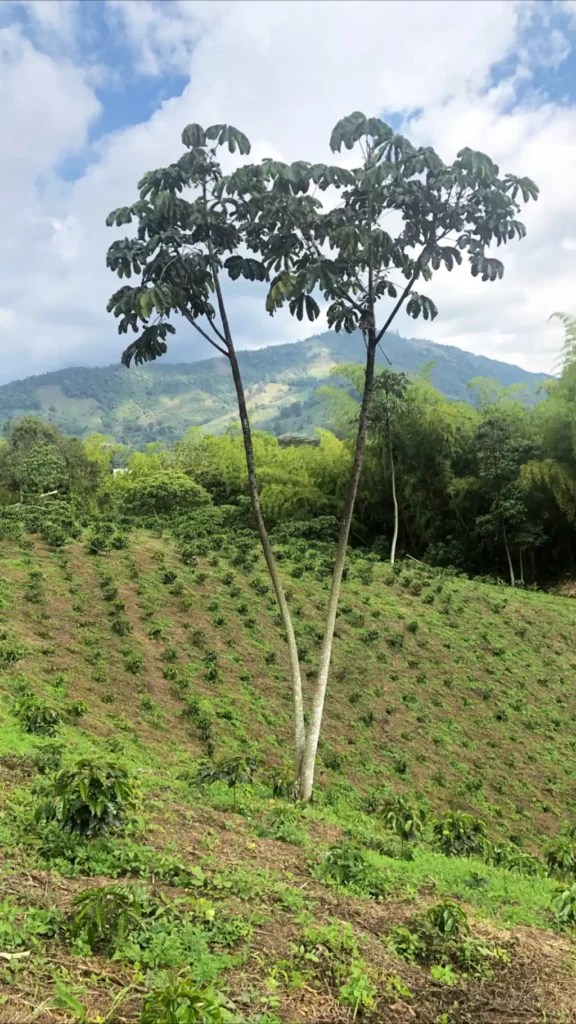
[0, 528, 576, 1021]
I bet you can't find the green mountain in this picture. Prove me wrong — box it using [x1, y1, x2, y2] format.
[0, 331, 550, 446]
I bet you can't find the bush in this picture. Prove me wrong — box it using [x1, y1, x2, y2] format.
[388, 900, 508, 979]
[38, 757, 138, 837]
[121, 472, 212, 518]
[140, 976, 223, 1024]
[546, 839, 576, 880]
[380, 794, 425, 854]
[85, 529, 111, 555]
[198, 755, 259, 811]
[32, 740, 65, 775]
[320, 841, 389, 898]
[265, 764, 295, 800]
[65, 700, 88, 723]
[432, 811, 487, 857]
[13, 695, 60, 736]
[70, 884, 147, 951]
[552, 883, 576, 930]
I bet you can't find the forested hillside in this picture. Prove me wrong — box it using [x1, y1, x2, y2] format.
[0, 330, 550, 448]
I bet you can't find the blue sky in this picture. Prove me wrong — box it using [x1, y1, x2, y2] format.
[0, 0, 575, 385]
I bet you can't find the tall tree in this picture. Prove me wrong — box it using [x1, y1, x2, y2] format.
[105, 114, 537, 802]
[247, 112, 538, 799]
[105, 123, 310, 784]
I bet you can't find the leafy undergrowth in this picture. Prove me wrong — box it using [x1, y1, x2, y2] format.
[0, 527, 576, 1021]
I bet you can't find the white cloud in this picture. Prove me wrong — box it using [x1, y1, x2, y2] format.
[0, 0, 574, 385]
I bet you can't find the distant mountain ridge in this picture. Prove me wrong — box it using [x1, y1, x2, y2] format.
[0, 331, 551, 448]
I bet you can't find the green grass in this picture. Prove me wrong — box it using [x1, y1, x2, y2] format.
[368, 848, 558, 930]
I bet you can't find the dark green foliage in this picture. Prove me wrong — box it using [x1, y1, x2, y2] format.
[85, 529, 111, 555]
[0, 633, 29, 666]
[69, 883, 147, 951]
[140, 976, 223, 1024]
[546, 839, 576, 880]
[320, 841, 389, 898]
[387, 900, 508, 978]
[65, 700, 89, 723]
[38, 758, 138, 837]
[432, 811, 488, 857]
[121, 472, 211, 518]
[13, 695, 60, 736]
[552, 883, 576, 930]
[265, 764, 295, 800]
[380, 794, 425, 853]
[198, 755, 259, 810]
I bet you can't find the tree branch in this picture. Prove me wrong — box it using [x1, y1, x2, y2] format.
[181, 309, 229, 357]
[375, 267, 420, 344]
[206, 316, 227, 345]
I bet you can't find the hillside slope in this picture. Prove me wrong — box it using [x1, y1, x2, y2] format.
[0, 331, 550, 447]
[1, 529, 576, 1022]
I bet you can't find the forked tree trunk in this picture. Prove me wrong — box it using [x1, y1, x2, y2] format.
[299, 331, 379, 802]
[227, 343, 306, 778]
[503, 522, 515, 587]
[389, 423, 399, 567]
[209, 263, 306, 782]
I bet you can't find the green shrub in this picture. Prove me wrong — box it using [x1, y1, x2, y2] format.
[69, 883, 147, 951]
[38, 757, 138, 837]
[388, 900, 508, 979]
[257, 806, 307, 845]
[320, 842, 388, 898]
[13, 695, 60, 736]
[0, 634, 28, 666]
[140, 976, 223, 1024]
[85, 529, 111, 555]
[380, 794, 425, 855]
[31, 740, 65, 774]
[121, 472, 212, 518]
[123, 650, 144, 675]
[546, 839, 576, 880]
[65, 700, 88, 723]
[111, 613, 132, 637]
[552, 883, 576, 930]
[198, 755, 259, 811]
[265, 764, 295, 800]
[425, 899, 469, 940]
[432, 811, 487, 857]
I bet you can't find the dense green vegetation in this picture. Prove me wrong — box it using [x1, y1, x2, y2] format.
[2, 317, 575, 585]
[0, 330, 550, 448]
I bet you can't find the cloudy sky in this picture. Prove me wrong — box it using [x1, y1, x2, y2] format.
[1, 0, 575, 385]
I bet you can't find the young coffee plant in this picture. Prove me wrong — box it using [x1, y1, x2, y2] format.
[546, 839, 576, 880]
[38, 757, 138, 836]
[432, 810, 488, 857]
[380, 794, 425, 857]
[552, 883, 576, 930]
[320, 841, 389, 898]
[69, 884, 147, 951]
[198, 754, 259, 810]
[140, 974, 223, 1024]
[265, 764, 295, 800]
[13, 695, 60, 736]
